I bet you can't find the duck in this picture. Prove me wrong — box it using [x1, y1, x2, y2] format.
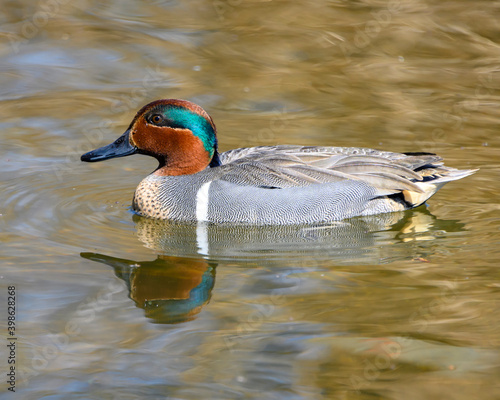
[81, 99, 477, 225]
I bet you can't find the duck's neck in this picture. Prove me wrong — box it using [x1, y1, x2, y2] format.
[209, 151, 222, 168]
[152, 139, 218, 177]
[154, 158, 209, 176]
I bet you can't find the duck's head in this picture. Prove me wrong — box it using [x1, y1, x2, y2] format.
[81, 99, 221, 175]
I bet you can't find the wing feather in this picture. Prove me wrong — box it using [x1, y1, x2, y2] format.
[214, 145, 467, 201]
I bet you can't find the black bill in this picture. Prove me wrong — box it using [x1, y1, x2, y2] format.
[81, 130, 137, 162]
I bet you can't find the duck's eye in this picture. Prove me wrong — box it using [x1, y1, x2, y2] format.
[150, 114, 164, 125]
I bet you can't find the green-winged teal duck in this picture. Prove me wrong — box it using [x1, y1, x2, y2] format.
[81, 99, 476, 224]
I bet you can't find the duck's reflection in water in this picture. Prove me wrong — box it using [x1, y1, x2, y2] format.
[81, 207, 466, 324]
[132, 208, 465, 261]
[81, 252, 216, 324]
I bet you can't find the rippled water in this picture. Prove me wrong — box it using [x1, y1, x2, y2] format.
[2, 0, 500, 399]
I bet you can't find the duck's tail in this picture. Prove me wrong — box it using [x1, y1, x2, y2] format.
[402, 167, 478, 208]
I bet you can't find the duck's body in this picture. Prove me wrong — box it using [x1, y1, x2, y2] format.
[81, 99, 476, 225]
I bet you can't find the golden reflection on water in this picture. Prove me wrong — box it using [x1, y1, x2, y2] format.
[1, 0, 500, 399]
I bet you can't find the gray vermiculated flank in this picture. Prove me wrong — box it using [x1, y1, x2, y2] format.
[207, 180, 378, 224]
[136, 174, 380, 224]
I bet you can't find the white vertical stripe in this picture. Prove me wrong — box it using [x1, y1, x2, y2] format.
[195, 181, 212, 222]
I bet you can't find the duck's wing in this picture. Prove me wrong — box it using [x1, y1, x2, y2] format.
[215, 146, 477, 204]
[219, 146, 417, 190]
